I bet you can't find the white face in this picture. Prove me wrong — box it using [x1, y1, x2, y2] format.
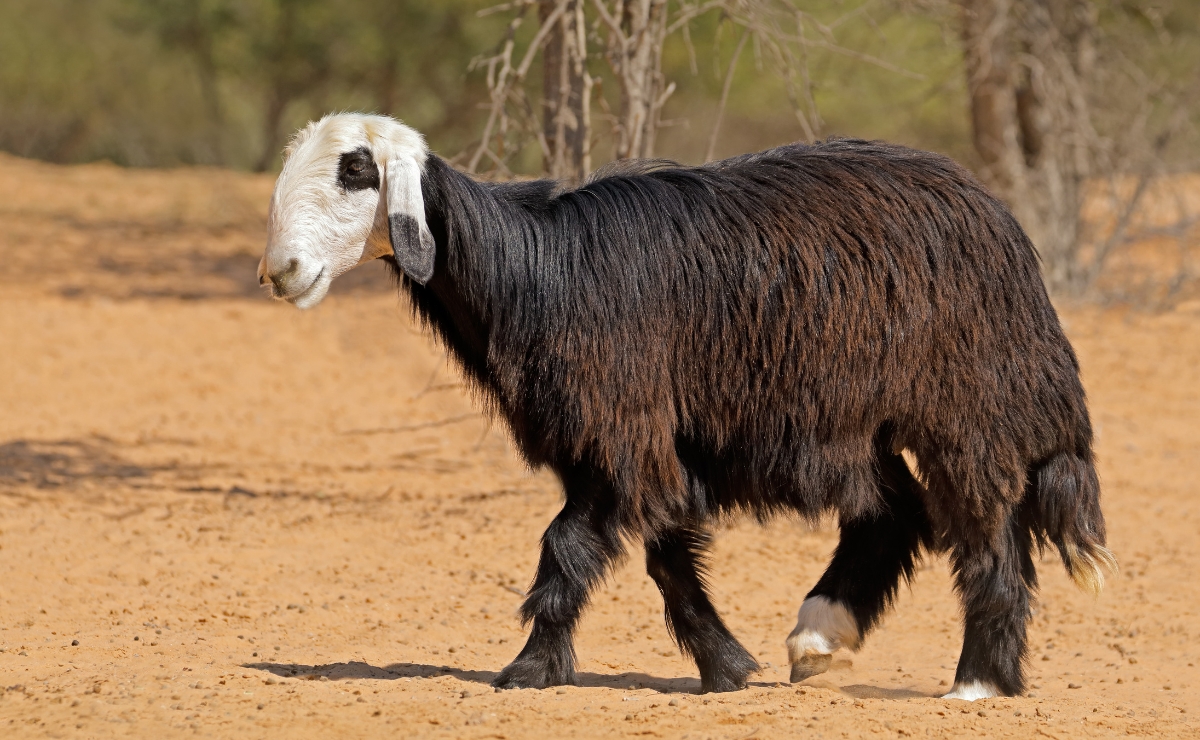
[258, 113, 430, 309]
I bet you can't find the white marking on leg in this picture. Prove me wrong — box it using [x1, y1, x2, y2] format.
[786, 595, 860, 662]
[942, 680, 999, 701]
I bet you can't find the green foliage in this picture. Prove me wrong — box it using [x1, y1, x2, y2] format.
[0, 0, 219, 165]
[0, 0, 505, 169]
[0, 0, 1194, 172]
[651, 1, 975, 166]
[1095, 0, 1200, 169]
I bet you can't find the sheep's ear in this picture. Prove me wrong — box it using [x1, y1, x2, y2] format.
[386, 156, 435, 284]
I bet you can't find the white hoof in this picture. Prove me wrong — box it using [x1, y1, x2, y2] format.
[789, 652, 832, 682]
[942, 680, 999, 701]
[786, 596, 859, 682]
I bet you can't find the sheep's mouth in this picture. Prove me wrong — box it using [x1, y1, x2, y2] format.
[279, 266, 327, 306]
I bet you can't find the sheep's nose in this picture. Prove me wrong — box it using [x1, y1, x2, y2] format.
[259, 257, 299, 291]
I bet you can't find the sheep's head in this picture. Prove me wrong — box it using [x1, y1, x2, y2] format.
[258, 113, 434, 309]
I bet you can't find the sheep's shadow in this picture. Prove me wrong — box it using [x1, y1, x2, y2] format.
[836, 684, 930, 700]
[245, 661, 937, 699]
[244, 661, 706, 693]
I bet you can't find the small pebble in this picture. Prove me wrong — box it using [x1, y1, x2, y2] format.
[1068, 683, 1082, 689]
[556, 688, 566, 695]
[668, 699, 679, 707]
[71, 640, 79, 646]
[977, 710, 987, 717]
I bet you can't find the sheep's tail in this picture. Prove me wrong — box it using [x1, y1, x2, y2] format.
[1024, 451, 1117, 595]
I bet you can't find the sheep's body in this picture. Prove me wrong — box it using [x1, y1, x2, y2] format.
[260, 115, 1113, 699]
[416, 146, 1078, 535]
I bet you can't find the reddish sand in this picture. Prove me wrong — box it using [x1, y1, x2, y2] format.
[0, 153, 1197, 738]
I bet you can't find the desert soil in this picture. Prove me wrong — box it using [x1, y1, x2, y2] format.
[0, 152, 1197, 738]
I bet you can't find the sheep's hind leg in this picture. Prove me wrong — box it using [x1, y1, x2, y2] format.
[646, 526, 759, 693]
[788, 438, 933, 682]
[493, 465, 623, 690]
[944, 508, 1035, 699]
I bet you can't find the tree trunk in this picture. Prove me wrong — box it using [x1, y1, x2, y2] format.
[254, 91, 289, 173]
[540, 0, 592, 183]
[958, 0, 1096, 296]
[194, 45, 225, 166]
[960, 0, 1021, 192]
[599, 0, 671, 160]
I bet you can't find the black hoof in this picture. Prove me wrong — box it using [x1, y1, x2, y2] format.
[492, 658, 575, 690]
[698, 648, 759, 693]
[789, 653, 832, 683]
[700, 673, 749, 693]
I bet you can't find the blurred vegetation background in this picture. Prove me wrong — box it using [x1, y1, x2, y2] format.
[1, 0, 1197, 300]
[3, 0, 1191, 172]
[0, 0, 502, 169]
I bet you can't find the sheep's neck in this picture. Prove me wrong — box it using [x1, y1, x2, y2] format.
[410, 155, 556, 400]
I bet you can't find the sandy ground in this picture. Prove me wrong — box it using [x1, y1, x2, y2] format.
[0, 152, 1198, 738]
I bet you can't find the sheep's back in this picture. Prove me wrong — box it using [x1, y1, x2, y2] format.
[536, 140, 1083, 468]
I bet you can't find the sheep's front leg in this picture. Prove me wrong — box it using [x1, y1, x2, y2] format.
[493, 466, 623, 689]
[646, 527, 759, 692]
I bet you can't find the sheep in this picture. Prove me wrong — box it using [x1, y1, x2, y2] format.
[258, 112, 1115, 699]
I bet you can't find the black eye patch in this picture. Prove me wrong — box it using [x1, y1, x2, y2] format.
[337, 147, 380, 192]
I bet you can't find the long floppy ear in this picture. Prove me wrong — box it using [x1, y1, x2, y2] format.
[386, 156, 435, 284]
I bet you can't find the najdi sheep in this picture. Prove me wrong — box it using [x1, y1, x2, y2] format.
[257, 113, 1115, 698]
